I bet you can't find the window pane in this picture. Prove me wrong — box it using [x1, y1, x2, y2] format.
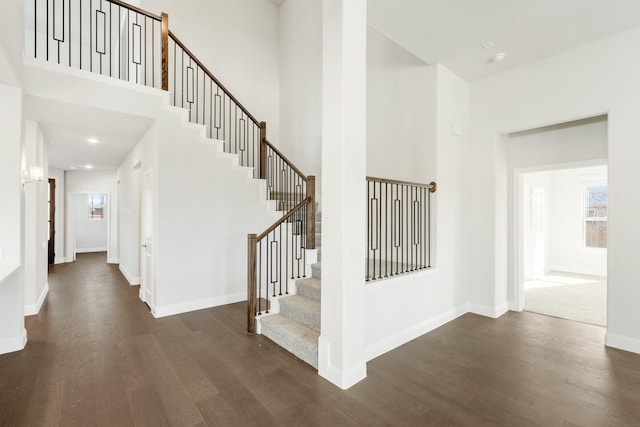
[585, 185, 607, 218]
[88, 194, 105, 220]
[584, 184, 607, 248]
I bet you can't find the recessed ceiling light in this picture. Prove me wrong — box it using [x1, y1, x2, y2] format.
[481, 41, 494, 50]
[88, 138, 99, 144]
[488, 52, 506, 64]
[85, 164, 93, 169]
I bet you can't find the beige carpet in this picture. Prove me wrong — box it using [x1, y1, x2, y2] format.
[524, 272, 607, 327]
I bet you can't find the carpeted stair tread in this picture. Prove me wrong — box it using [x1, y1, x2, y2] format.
[260, 314, 319, 368]
[296, 277, 321, 302]
[311, 262, 321, 279]
[279, 295, 321, 331]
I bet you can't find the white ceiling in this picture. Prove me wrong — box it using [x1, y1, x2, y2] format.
[368, 0, 640, 81]
[24, 96, 154, 171]
[27, 0, 640, 171]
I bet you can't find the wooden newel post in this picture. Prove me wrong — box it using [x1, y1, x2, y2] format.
[161, 12, 169, 91]
[259, 122, 267, 180]
[306, 176, 316, 249]
[247, 234, 258, 334]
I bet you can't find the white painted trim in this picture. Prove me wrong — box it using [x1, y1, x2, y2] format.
[468, 302, 509, 319]
[0, 328, 27, 355]
[107, 257, 120, 264]
[152, 292, 246, 318]
[54, 257, 65, 265]
[119, 264, 140, 286]
[64, 256, 74, 263]
[25, 282, 49, 316]
[365, 303, 467, 361]
[75, 247, 108, 253]
[318, 335, 367, 390]
[606, 333, 640, 355]
[547, 265, 607, 277]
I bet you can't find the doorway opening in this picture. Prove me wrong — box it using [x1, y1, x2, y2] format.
[519, 165, 607, 326]
[68, 192, 111, 262]
[47, 178, 56, 265]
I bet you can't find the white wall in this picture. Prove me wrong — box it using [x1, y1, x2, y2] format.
[73, 193, 109, 252]
[153, 110, 278, 317]
[65, 170, 118, 262]
[48, 167, 65, 264]
[469, 27, 640, 353]
[0, 0, 23, 86]
[0, 84, 26, 354]
[23, 121, 49, 315]
[117, 123, 157, 286]
[365, 65, 468, 358]
[278, 0, 323, 184]
[139, 0, 281, 143]
[366, 27, 435, 182]
[546, 166, 608, 276]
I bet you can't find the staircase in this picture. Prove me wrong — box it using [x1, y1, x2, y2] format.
[259, 212, 322, 368]
[31, 0, 324, 371]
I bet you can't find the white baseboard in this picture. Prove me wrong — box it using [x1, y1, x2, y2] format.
[119, 265, 140, 286]
[75, 247, 108, 253]
[107, 257, 120, 264]
[25, 282, 49, 316]
[0, 328, 27, 355]
[468, 302, 509, 319]
[318, 337, 367, 390]
[152, 292, 246, 318]
[605, 332, 640, 355]
[365, 304, 468, 361]
[64, 256, 74, 263]
[548, 265, 607, 277]
[54, 257, 65, 265]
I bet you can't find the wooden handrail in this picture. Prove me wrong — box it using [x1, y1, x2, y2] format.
[367, 176, 437, 192]
[265, 140, 308, 181]
[108, 0, 162, 21]
[257, 197, 311, 241]
[168, 30, 260, 126]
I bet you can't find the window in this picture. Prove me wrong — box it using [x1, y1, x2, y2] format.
[584, 184, 607, 248]
[88, 194, 106, 220]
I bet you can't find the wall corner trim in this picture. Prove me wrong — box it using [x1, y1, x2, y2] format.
[0, 328, 27, 355]
[119, 265, 140, 286]
[467, 302, 509, 319]
[25, 282, 49, 316]
[605, 332, 640, 355]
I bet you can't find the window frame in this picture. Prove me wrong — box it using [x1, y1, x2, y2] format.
[581, 178, 607, 249]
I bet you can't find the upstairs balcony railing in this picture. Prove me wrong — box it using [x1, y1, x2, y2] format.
[28, 0, 289, 180]
[366, 177, 436, 281]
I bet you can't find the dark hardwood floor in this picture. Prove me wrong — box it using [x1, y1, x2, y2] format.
[1, 252, 640, 426]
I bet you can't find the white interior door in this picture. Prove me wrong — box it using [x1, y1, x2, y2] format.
[531, 188, 545, 279]
[140, 172, 153, 306]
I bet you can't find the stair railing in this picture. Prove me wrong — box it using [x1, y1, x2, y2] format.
[247, 175, 315, 334]
[167, 31, 264, 176]
[31, 0, 164, 88]
[31, 0, 316, 332]
[366, 177, 436, 281]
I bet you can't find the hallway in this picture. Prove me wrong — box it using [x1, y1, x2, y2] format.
[1, 253, 640, 426]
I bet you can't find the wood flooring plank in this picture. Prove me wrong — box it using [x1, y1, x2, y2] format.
[3, 253, 640, 426]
